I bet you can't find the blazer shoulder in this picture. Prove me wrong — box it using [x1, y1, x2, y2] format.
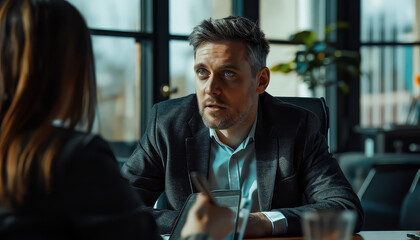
[154, 94, 196, 110]
[152, 94, 199, 124]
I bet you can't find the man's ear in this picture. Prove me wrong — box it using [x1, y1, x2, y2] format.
[256, 67, 270, 94]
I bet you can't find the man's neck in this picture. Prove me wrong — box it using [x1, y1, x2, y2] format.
[214, 113, 257, 150]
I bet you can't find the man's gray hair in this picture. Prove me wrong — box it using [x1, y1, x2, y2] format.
[188, 16, 270, 76]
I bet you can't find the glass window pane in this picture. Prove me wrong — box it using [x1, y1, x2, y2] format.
[266, 45, 310, 97]
[169, 0, 232, 35]
[360, 45, 417, 127]
[66, 0, 141, 31]
[360, 0, 420, 128]
[260, 0, 326, 40]
[91, 36, 141, 141]
[361, 0, 416, 42]
[169, 40, 195, 99]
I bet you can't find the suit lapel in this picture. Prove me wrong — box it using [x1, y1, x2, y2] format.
[185, 111, 210, 193]
[255, 131, 278, 211]
[255, 93, 279, 211]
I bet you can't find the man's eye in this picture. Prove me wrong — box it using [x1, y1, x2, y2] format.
[224, 71, 235, 78]
[197, 69, 207, 76]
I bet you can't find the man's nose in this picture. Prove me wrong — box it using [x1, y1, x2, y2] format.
[205, 75, 221, 95]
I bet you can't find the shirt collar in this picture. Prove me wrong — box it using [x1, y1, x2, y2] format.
[209, 116, 257, 152]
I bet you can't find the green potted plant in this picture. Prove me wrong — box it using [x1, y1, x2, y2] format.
[270, 22, 360, 95]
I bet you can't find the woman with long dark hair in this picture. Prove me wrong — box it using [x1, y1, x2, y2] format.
[0, 0, 233, 239]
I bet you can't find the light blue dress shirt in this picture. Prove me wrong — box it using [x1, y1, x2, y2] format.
[207, 119, 288, 235]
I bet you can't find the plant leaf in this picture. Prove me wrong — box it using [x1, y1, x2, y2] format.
[290, 31, 317, 46]
[270, 62, 294, 73]
[325, 21, 350, 34]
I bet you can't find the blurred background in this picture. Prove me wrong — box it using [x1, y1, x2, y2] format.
[3, 0, 420, 231]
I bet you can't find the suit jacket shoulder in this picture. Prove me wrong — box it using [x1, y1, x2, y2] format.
[150, 94, 203, 137]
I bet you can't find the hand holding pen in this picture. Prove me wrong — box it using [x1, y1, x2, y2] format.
[190, 171, 217, 205]
[181, 172, 234, 240]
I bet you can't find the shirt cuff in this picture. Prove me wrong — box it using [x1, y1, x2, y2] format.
[261, 211, 288, 235]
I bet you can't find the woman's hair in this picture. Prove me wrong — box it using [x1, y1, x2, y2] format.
[0, 0, 96, 206]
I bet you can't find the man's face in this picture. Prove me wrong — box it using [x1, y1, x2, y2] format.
[194, 40, 260, 130]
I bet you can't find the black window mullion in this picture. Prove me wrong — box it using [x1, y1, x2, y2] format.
[333, 0, 361, 152]
[152, 0, 169, 104]
[233, 0, 259, 24]
[90, 29, 152, 39]
[361, 42, 420, 46]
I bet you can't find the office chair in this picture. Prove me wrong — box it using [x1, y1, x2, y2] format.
[277, 97, 329, 138]
[358, 162, 420, 230]
[154, 96, 331, 209]
[400, 169, 420, 229]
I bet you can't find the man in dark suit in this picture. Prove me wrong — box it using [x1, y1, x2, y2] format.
[122, 16, 363, 237]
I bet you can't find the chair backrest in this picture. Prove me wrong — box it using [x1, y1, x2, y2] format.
[400, 169, 420, 229]
[358, 162, 420, 230]
[277, 97, 329, 137]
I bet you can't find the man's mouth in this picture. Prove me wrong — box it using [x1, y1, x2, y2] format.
[205, 103, 227, 111]
[206, 104, 225, 108]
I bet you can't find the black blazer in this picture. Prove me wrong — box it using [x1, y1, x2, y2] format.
[0, 130, 161, 239]
[122, 92, 364, 236]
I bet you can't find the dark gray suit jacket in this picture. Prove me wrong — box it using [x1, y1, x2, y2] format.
[122, 92, 364, 236]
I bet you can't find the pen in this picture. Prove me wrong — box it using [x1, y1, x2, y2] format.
[408, 233, 420, 240]
[190, 172, 217, 205]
